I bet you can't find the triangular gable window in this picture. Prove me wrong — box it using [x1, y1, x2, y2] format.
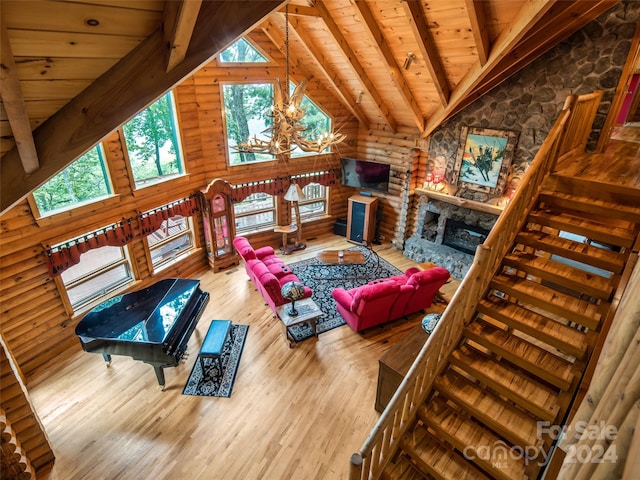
[219, 38, 267, 63]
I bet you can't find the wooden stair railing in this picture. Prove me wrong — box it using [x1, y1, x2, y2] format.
[349, 91, 611, 480]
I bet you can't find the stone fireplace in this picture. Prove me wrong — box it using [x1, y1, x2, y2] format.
[404, 193, 500, 279]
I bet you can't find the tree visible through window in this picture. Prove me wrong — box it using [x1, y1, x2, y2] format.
[32, 145, 111, 216]
[123, 92, 184, 187]
[219, 37, 267, 63]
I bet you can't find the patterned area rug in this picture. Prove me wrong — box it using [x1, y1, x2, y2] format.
[182, 324, 248, 397]
[286, 246, 402, 342]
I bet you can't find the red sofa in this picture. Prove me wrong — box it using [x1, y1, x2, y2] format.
[233, 236, 312, 314]
[331, 266, 450, 332]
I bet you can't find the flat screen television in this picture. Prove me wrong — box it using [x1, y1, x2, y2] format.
[340, 158, 390, 193]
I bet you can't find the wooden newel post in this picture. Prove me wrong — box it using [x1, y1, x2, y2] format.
[349, 453, 363, 480]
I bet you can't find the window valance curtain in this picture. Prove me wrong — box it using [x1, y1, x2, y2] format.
[230, 169, 339, 202]
[45, 218, 134, 276]
[138, 195, 200, 236]
[45, 195, 201, 277]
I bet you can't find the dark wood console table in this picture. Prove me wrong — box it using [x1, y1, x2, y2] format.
[375, 325, 428, 413]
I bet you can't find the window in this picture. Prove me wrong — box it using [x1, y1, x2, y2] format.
[60, 244, 133, 311]
[219, 38, 268, 63]
[123, 91, 184, 188]
[146, 216, 195, 270]
[223, 83, 275, 165]
[298, 183, 328, 219]
[222, 80, 337, 164]
[32, 145, 111, 216]
[290, 95, 333, 158]
[234, 193, 276, 232]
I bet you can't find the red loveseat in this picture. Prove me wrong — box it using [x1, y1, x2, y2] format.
[233, 236, 312, 314]
[331, 266, 450, 332]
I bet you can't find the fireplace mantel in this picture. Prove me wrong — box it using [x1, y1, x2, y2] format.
[415, 188, 504, 216]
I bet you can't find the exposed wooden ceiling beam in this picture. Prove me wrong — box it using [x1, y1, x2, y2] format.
[0, 25, 39, 174]
[279, 16, 371, 130]
[315, 0, 397, 132]
[354, 0, 425, 131]
[465, 0, 490, 66]
[0, 0, 286, 214]
[163, 0, 203, 72]
[403, 0, 451, 107]
[280, 4, 319, 17]
[421, 0, 557, 137]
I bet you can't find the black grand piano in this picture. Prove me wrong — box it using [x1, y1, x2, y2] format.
[75, 278, 209, 388]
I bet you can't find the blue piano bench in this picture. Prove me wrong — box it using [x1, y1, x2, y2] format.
[198, 320, 233, 375]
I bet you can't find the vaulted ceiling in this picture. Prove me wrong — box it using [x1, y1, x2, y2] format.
[0, 0, 620, 214]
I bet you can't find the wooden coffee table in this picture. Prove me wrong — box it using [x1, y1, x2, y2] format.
[316, 249, 366, 265]
[276, 298, 323, 347]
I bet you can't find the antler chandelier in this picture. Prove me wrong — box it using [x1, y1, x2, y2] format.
[232, 6, 345, 156]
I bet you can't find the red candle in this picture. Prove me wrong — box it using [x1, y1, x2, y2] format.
[433, 173, 442, 184]
[425, 172, 434, 183]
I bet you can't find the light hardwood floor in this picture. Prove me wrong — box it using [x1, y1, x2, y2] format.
[29, 234, 458, 480]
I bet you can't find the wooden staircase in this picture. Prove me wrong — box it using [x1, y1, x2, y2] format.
[381, 176, 640, 480]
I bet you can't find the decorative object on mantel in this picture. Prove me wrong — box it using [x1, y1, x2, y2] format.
[231, 6, 345, 156]
[423, 170, 447, 192]
[452, 126, 519, 197]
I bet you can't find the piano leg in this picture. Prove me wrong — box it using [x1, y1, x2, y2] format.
[153, 366, 166, 389]
[102, 354, 112, 365]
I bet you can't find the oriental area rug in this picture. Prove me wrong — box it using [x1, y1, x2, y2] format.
[182, 324, 248, 397]
[286, 246, 402, 342]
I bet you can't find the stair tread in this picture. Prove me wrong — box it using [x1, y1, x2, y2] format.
[504, 251, 614, 300]
[383, 454, 429, 480]
[450, 343, 560, 422]
[490, 273, 601, 330]
[435, 369, 541, 449]
[478, 296, 588, 359]
[544, 175, 640, 208]
[418, 398, 527, 480]
[402, 424, 491, 480]
[465, 318, 576, 390]
[539, 189, 640, 223]
[528, 210, 636, 248]
[515, 230, 625, 274]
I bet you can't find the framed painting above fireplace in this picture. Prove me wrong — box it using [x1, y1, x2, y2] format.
[452, 126, 518, 197]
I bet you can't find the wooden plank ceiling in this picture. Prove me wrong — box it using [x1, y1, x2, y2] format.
[0, 0, 619, 214]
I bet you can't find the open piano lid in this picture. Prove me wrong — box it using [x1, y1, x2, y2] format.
[75, 278, 201, 345]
